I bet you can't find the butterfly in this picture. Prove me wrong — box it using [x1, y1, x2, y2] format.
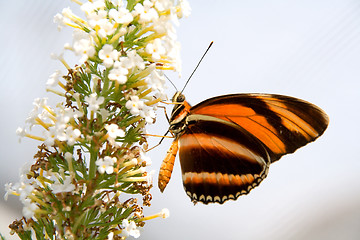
[158, 91, 329, 204]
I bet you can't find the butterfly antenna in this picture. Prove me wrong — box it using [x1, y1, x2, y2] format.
[164, 74, 178, 91]
[180, 41, 214, 94]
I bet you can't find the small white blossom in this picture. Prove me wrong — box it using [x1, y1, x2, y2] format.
[104, 123, 125, 146]
[87, 10, 108, 29]
[109, 8, 133, 25]
[53, 13, 68, 31]
[97, 19, 116, 38]
[81, 0, 106, 15]
[122, 50, 145, 70]
[64, 127, 81, 146]
[134, 1, 159, 24]
[177, 0, 191, 18]
[160, 208, 170, 218]
[95, 156, 117, 174]
[139, 150, 152, 166]
[140, 106, 156, 124]
[98, 44, 119, 68]
[60, 107, 83, 123]
[72, 30, 96, 62]
[19, 184, 35, 203]
[144, 170, 154, 186]
[85, 93, 104, 112]
[145, 68, 166, 93]
[125, 96, 144, 115]
[51, 175, 75, 194]
[4, 183, 17, 201]
[46, 70, 62, 88]
[44, 127, 57, 147]
[120, 219, 140, 238]
[16, 127, 26, 142]
[145, 38, 166, 61]
[105, 124, 125, 139]
[108, 61, 129, 84]
[22, 199, 38, 219]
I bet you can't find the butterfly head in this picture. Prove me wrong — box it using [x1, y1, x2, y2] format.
[172, 91, 186, 104]
[169, 91, 191, 134]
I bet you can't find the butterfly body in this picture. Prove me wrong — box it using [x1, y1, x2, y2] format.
[158, 91, 329, 204]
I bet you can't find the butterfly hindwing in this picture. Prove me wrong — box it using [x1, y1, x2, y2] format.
[190, 94, 329, 162]
[178, 115, 270, 204]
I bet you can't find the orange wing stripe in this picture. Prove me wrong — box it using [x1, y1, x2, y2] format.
[190, 95, 328, 159]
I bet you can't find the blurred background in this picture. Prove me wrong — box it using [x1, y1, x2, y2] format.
[1, 0, 360, 239]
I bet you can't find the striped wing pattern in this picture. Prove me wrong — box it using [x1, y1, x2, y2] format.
[178, 116, 270, 204]
[160, 93, 329, 204]
[190, 94, 329, 162]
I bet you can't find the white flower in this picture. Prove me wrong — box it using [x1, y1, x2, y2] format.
[98, 44, 119, 68]
[85, 93, 104, 112]
[154, 0, 172, 11]
[144, 170, 154, 186]
[104, 123, 125, 146]
[16, 127, 26, 142]
[140, 106, 156, 124]
[46, 70, 62, 88]
[108, 61, 129, 84]
[109, 8, 133, 25]
[134, 1, 159, 24]
[87, 10, 108, 29]
[120, 219, 140, 238]
[177, 0, 191, 18]
[145, 68, 166, 93]
[19, 184, 34, 203]
[145, 38, 166, 61]
[44, 127, 57, 147]
[33, 97, 48, 109]
[139, 150, 152, 166]
[60, 107, 83, 124]
[105, 124, 125, 139]
[97, 19, 116, 38]
[81, 0, 106, 15]
[160, 208, 170, 218]
[22, 199, 38, 219]
[95, 156, 117, 174]
[53, 13, 68, 31]
[125, 96, 144, 115]
[72, 30, 96, 63]
[51, 175, 75, 194]
[4, 183, 18, 201]
[153, 16, 175, 35]
[122, 50, 145, 70]
[64, 127, 81, 146]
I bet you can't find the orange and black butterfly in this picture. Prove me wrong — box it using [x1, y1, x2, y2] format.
[157, 43, 329, 204]
[158, 91, 329, 204]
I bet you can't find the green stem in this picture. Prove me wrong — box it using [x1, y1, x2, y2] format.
[89, 141, 98, 179]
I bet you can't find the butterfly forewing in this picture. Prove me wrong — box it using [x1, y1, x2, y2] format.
[178, 115, 270, 204]
[190, 94, 329, 162]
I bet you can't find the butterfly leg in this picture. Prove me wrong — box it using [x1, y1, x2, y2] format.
[158, 105, 170, 123]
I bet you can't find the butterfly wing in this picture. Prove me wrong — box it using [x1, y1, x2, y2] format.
[190, 94, 329, 162]
[178, 115, 270, 204]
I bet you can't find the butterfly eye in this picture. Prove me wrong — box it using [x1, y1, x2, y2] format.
[176, 93, 185, 102]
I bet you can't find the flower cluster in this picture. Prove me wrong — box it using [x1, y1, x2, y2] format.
[6, 0, 190, 239]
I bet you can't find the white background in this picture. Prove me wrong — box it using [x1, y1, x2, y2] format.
[1, 0, 360, 239]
